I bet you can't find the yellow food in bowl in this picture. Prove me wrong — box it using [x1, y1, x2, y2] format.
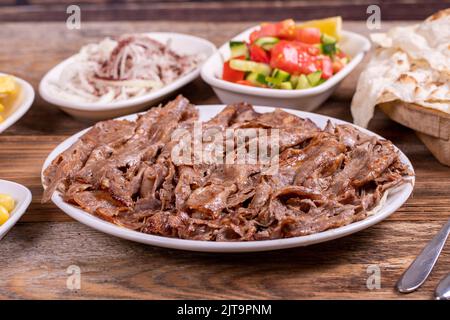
[0, 194, 15, 226]
[0, 194, 15, 212]
[0, 75, 19, 123]
[0, 206, 9, 225]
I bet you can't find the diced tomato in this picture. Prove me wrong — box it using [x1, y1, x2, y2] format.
[332, 60, 344, 74]
[249, 31, 258, 43]
[249, 19, 296, 43]
[275, 19, 296, 39]
[336, 50, 347, 59]
[222, 60, 245, 83]
[308, 46, 320, 56]
[250, 25, 275, 43]
[249, 44, 269, 63]
[236, 80, 255, 86]
[270, 40, 320, 75]
[294, 27, 321, 44]
[314, 55, 333, 79]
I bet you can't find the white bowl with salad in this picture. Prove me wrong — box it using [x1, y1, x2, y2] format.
[201, 17, 370, 111]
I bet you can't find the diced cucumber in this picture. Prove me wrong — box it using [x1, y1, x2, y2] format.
[229, 59, 271, 75]
[265, 76, 282, 88]
[245, 72, 267, 86]
[245, 72, 259, 84]
[266, 70, 294, 88]
[280, 81, 293, 90]
[307, 71, 322, 86]
[321, 34, 337, 45]
[296, 74, 311, 89]
[254, 37, 280, 50]
[271, 68, 291, 82]
[321, 34, 337, 55]
[229, 41, 249, 58]
[322, 43, 336, 55]
[290, 75, 299, 87]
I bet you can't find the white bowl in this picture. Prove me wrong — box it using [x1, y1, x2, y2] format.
[0, 73, 35, 134]
[0, 180, 32, 240]
[201, 27, 371, 111]
[42, 105, 414, 252]
[39, 32, 216, 120]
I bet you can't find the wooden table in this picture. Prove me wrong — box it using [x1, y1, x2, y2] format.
[0, 21, 449, 300]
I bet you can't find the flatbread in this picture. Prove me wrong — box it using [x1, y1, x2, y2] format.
[351, 9, 450, 128]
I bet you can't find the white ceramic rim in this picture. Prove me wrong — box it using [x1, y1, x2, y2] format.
[41, 105, 414, 252]
[201, 27, 371, 98]
[38, 32, 216, 111]
[0, 179, 32, 237]
[0, 73, 35, 134]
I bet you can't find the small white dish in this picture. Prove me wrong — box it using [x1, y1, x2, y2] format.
[0, 180, 32, 240]
[201, 26, 371, 111]
[42, 105, 414, 252]
[39, 32, 216, 120]
[0, 73, 35, 134]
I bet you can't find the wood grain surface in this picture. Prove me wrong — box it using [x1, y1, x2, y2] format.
[1, 0, 449, 21]
[0, 21, 449, 300]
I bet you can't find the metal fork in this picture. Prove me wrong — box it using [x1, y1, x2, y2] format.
[396, 219, 450, 293]
[435, 273, 450, 300]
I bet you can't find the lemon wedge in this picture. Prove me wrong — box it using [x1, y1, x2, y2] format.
[297, 16, 343, 40]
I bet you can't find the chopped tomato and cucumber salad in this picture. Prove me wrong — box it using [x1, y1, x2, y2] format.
[221, 17, 350, 90]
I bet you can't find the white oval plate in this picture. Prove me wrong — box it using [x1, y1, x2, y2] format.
[42, 105, 414, 252]
[0, 180, 32, 240]
[0, 73, 35, 134]
[201, 26, 371, 111]
[39, 32, 216, 120]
